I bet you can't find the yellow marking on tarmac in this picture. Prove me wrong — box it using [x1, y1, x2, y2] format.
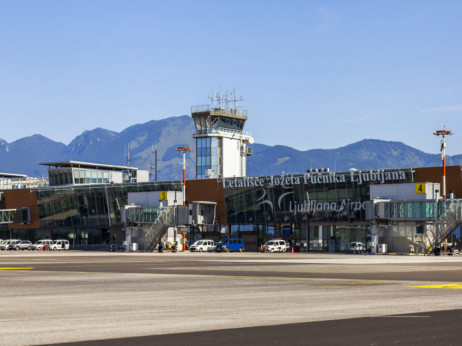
[410, 283, 462, 289]
[0, 267, 34, 270]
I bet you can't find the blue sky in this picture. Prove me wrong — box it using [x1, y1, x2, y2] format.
[0, 0, 461, 154]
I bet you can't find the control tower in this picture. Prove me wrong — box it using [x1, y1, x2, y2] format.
[191, 92, 253, 179]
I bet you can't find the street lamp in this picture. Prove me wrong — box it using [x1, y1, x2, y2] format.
[433, 129, 453, 199]
[176, 146, 190, 206]
[176, 146, 190, 251]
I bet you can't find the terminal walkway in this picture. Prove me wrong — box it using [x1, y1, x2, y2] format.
[0, 208, 30, 224]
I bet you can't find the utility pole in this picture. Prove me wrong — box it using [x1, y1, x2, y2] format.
[433, 129, 453, 199]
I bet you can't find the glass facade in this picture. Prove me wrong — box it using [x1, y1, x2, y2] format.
[196, 137, 222, 179]
[221, 169, 415, 252]
[193, 115, 245, 134]
[73, 169, 110, 185]
[0, 181, 182, 244]
[49, 168, 111, 186]
[36, 181, 181, 229]
[223, 175, 375, 225]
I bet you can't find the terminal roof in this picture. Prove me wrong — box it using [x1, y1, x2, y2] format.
[39, 161, 138, 171]
[0, 173, 28, 179]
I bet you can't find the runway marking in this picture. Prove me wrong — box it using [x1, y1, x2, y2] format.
[410, 283, 462, 289]
[0, 267, 34, 270]
[381, 315, 430, 318]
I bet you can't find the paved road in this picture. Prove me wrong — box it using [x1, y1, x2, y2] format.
[1, 252, 462, 345]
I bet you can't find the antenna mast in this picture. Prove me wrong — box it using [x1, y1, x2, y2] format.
[150, 145, 160, 181]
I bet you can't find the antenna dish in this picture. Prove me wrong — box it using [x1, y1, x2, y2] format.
[248, 137, 254, 144]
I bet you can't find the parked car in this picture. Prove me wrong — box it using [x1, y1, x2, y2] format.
[350, 242, 366, 254]
[216, 238, 244, 253]
[32, 239, 53, 251]
[0, 239, 21, 251]
[49, 239, 70, 251]
[189, 239, 215, 252]
[11, 240, 33, 250]
[263, 239, 289, 253]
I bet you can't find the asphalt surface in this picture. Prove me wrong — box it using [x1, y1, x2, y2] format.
[1, 251, 462, 345]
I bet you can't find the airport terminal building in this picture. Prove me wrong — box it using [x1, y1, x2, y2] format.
[1, 163, 462, 254]
[1, 99, 461, 253]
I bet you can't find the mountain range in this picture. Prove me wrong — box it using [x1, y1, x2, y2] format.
[0, 115, 459, 180]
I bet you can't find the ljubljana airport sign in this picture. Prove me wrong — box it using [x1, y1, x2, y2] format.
[222, 169, 410, 189]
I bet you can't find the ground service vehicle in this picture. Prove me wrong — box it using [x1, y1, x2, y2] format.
[189, 239, 215, 252]
[49, 239, 70, 250]
[350, 242, 366, 254]
[263, 239, 289, 253]
[216, 238, 244, 252]
[32, 239, 53, 251]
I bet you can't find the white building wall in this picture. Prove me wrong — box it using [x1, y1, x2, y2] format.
[128, 191, 183, 208]
[370, 182, 440, 201]
[108, 171, 123, 184]
[136, 170, 149, 182]
[222, 137, 242, 177]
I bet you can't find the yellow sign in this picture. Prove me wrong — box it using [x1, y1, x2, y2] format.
[415, 184, 426, 194]
[159, 192, 167, 200]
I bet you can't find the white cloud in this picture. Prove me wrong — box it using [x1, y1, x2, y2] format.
[422, 105, 462, 113]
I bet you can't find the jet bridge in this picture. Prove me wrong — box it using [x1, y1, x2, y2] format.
[0, 208, 30, 224]
[368, 199, 462, 253]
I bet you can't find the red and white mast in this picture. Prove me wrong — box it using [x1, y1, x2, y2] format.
[176, 146, 190, 205]
[433, 129, 453, 199]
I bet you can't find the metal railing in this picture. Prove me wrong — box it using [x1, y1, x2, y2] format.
[144, 206, 175, 252]
[191, 104, 248, 117]
[422, 200, 462, 253]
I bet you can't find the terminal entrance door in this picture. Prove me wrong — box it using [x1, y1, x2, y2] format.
[335, 225, 367, 252]
[309, 225, 331, 252]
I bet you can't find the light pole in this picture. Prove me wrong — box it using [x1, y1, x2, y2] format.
[176, 146, 190, 206]
[433, 129, 453, 199]
[176, 146, 190, 251]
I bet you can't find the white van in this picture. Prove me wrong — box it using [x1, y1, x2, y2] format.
[32, 239, 53, 251]
[263, 239, 290, 253]
[190, 239, 215, 252]
[50, 239, 70, 250]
